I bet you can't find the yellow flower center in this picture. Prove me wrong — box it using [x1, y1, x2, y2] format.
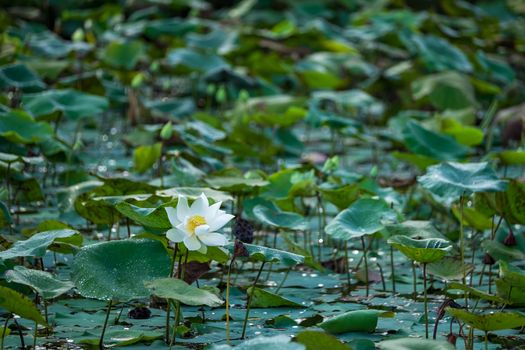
[187, 215, 206, 234]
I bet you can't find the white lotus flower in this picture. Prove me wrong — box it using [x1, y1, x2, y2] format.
[165, 193, 234, 253]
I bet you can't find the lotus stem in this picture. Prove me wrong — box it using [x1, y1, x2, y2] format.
[423, 263, 428, 339]
[459, 195, 467, 309]
[241, 261, 265, 339]
[12, 318, 25, 349]
[390, 246, 396, 295]
[169, 301, 180, 349]
[344, 241, 351, 291]
[165, 243, 178, 343]
[361, 236, 369, 297]
[412, 261, 417, 301]
[225, 258, 235, 343]
[276, 267, 291, 294]
[99, 300, 112, 350]
[377, 262, 386, 291]
[33, 321, 37, 349]
[484, 331, 488, 350]
[1, 314, 11, 350]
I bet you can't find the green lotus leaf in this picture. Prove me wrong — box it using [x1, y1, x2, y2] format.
[0, 229, 81, 260]
[319, 309, 394, 334]
[211, 335, 304, 350]
[224, 243, 304, 267]
[71, 239, 171, 301]
[498, 150, 525, 165]
[247, 287, 302, 308]
[0, 63, 45, 91]
[383, 220, 445, 239]
[205, 176, 269, 193]
[23, 89, 109, 120]
[446, 282, 505, 304]
[133, 143, 162, 174]
[295, 331, 351, 350]
[387, 235, 452, 263]
[402, 120, 468, 161]
[418, 161, 508, 198]
[0, 110, 53, 144]
[446, 308, 525, 331]
[411, 71, 476, 110]
[157, 187, 233, 202]
[427, 257, 473, 281]
[102, 40, 144, 70]
[253, 203, 307, 230]
[499, 260, 525, 289]
[0, 286, 47, 325]
[145, 278, 223, 307]
[379, 337, 455, 350]
[325, 198, 396, 240]
[5, 265, 74, 300]
[482, 240, 525, 262]
[114, 201, 170, 229]
[496, 279, 525, 306]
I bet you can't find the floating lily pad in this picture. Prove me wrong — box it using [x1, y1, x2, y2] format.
[71, 239, 171, 301]
[379, 338, 455, 350]
[211, 335, 305, 350]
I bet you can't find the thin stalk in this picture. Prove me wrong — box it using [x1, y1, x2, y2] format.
[275, 267, 291, 294]
[344, 241, 351, 290]
[390, 246, 396, 294]
[361, 236, 369, 297]
[225, 259, 235, 344]
[166, 243, 179, 343]
[126, 218, 131, 238]
[33, 321, 37, 349]
[1, 314, 11, 350]
[12, 318, 25, 349]
[241, 262, 265, 339]
[484, 331, 488, 350]
[423, 263, 428, 339]
[169, 301, 180, 349]
[99, 300, 113, 350]
[459, 195, 468, 309]
[377, 263, 386, 291]
[412, 261, 417, 301]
